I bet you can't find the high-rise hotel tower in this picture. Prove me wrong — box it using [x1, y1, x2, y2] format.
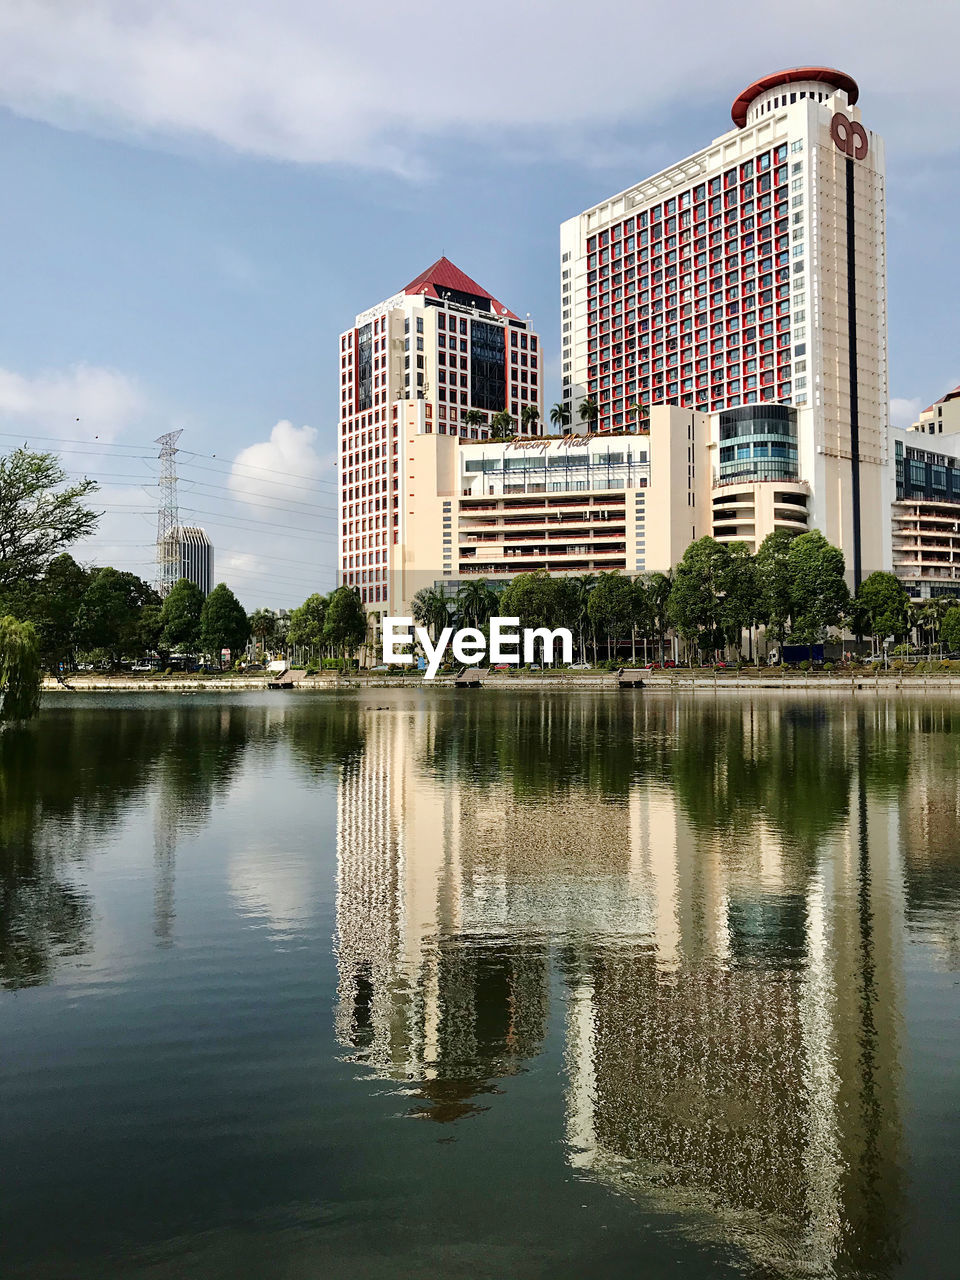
[560, 67, 889, 584]
[338, 258, 542, 617]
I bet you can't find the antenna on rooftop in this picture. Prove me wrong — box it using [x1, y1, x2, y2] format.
[155, 429, 183, 597]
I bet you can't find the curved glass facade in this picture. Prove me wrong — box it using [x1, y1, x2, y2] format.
[716, 404, 799, 484]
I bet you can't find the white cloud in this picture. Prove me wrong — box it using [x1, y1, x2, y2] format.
[0, 2, 957, 173]
[0, 363, 145, 442]
[228, 419, 326, 508]
[890, 396, 923, 427]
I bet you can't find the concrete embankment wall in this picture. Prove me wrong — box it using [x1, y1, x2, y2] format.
[43, 674, 960, 695]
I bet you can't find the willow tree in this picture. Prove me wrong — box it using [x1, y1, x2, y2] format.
[0, 617, 42, 724]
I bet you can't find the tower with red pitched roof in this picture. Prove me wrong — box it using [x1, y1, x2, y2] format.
[337, 258, 542, 623]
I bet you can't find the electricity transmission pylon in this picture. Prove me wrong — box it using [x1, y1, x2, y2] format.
[155, 429, 183, 597]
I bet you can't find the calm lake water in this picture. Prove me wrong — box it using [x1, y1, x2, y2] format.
[1, 690, 958, 1279]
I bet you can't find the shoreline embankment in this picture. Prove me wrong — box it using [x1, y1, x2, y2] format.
[41, 672, 960, 695]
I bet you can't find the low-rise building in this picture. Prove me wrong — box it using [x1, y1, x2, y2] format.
[906, 384, 960, 438]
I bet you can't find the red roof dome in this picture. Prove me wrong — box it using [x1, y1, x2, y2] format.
[731, 67, 859, 128]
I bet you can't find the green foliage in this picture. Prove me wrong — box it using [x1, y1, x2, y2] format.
[668, 537, 728, 653]
[940, 606, 960, 654]
[29, 553, 90, 671]
[287, 593, 327, 649]
[549, 402, 572, 432]
[0, 616, 42, 723]
[852, 571, 910, 645]
[323, 586, 368, 663]
[787, 531, 849, 646]
[755, 529, 796, 643]
[77, 568, 159, 666]
[160, 578, 204, 653]
[500, 569, 562, 631]
[200, 583, 250, 666]
[488, 411, 516, 440]
[248, 607, 278, 648]
[577, 398, 599, 430]
[456, 579, 497, 630]
[587, 572, 634, 650]
[0, 448, 99, 603]
[411, 586, 451, 640]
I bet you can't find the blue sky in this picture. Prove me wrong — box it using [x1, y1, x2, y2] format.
[0, 1, 957, 607]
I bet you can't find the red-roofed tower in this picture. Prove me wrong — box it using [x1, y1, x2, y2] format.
[337, 260, 542, 624]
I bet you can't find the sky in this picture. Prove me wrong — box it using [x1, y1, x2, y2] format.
[0, 1, 958, 608]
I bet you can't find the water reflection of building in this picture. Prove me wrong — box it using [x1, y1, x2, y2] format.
[335, 706, 549, 1119]
[335, 695, 910, 1270]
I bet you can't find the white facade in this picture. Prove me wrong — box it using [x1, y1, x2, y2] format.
[161, 525, 214, 596]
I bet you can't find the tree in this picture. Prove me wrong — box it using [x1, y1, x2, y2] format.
[940, 606, 960, 654]
[0, 448, 99, 603]
[628, 402, 649, 433]
[463, 408, 485, 433]
[456, 579, 497, 630]
[787, 531, 849, 652]
[499, 569, 561, 633]
[588, 572, 634, 661]
[668, 537, 729, 661]
[489, 411, 516, 441]
[720, 542, 759, 659]
[852, 571, 910, 654]
[31, 553, 90, 673]
[563, 573, 596, 662]
[412, 586, 451, 641]
[323, 586, 368, 667]
[287, 594, 328, 653]
[578, 398, 599, 432]
[248, 608, 278, 651]
[0, 617, 41, 723]
[200, 583, 250, 668]
[520, 404, 540, 434]
[645, 571, 672, 664]
[160, 578, 204, 653]
[77, 568, 159, 667]
[630, 576, 652, 662]
[755, 529, 796, 649]
[549, 402, 572, 433]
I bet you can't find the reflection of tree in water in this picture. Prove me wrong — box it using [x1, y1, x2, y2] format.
[420, 695, 671, 799]
[0, 702, 273, 982]
[670, 701, 854, 860]
[285, 701, 366, 780]
[149, 704, 276, 942]
[0, 712, 165, 989]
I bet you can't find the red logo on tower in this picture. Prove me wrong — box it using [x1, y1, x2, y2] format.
[831, 113, 868, 160]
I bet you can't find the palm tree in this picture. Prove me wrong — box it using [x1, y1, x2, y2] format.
[549, 402, 572, 434]
[463, 408, 485, 434]
[628, 402, 649, 433]
[411, 586, 451, 642]
[578, 398, 599, 433]
[520, 404, 540, 434]
[569, 573, 596, 662]
[489, 411, 516, 441]
[456, 579, 497, 630]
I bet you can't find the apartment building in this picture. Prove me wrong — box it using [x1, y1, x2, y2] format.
[560, 66, 889, 585]
[338, 257, 543, 622]
[891, 422, 960, 598]
[906, 383, 960, 438]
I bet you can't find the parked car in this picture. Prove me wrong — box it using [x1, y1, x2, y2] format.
[527, 664, 542, 672]
[662, 659, 677, 669]
[369, 664, 390, 672]
[130, 662, 153, 673]
[639, 662, 661, 672]
[568, 661, 592, 670]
